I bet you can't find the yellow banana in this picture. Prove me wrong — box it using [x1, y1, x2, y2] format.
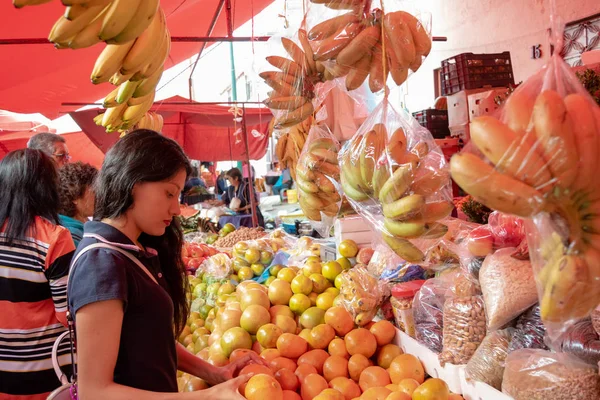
[299, 195, 322, 221]
[384, 219, 447, 239]
[68, 5, 109, 49]
[470, 116, 552, 189]
[308, 12, 358, 41]
[135, 29, 170, 80]
[310, 148, 338, 164]
[266, 56, 303, 77]
[503, 87, 536, 134]
[275, 102, 314, 129]
[382, 194, 425, 220]
[309, 138, 337, 152]
[297, 178, 319, 194]
[301, 192, 326, 209]
[99, 0, 142, 41]
[91, 41, 135, 84]
[396, 11, 432, 56]
[315, 161, 340, 179]
[13, 0, 52, 8]
[116, 80, 140, 104]
[110, 71, 133, 86]
[93, 113, 104, 125]
[102, 86, 120, 108]
[128, 91, 153, 106]
[122, 91, 155, 123]
[345, 53, 371, 91]
[337, 25, 380, 67]
[298, 29, 316, 74]
[382, 233, 425, 263]
[313, 172, 336, 193]
[378, 164, 413, 204]
[384, 13, 416, 66]
[281, 37, 307, 72]
[265, 95, 307, 110]
[411, 142, 429, 159]
[132, 66, 163, 98]
[341, 168, 369, 202]
[564, 94, 599, 192]
[48, 4, 107, 44]
[101, 102, 127, 128]
[533, 90, 578, 189]
[109, 0, 160, 44]
[418, 201, 454, 223]
[296, 162, 316, 182]
[372, 163, 391, 199]
[387, 128, 408, 163]
[121, 9, 165, 75]
[450, 153, 545, 217]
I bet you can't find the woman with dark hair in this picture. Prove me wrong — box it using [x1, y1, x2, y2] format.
[0, 149, 76, 399]
[220, 167, 265, 227]
[58, 161, 98, 246]
[68, 130, 265, 399]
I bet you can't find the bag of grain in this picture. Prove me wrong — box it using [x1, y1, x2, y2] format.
[465, 328, 513, 390]
[479, 248, 538, 330]
[502, 349, 600, 400]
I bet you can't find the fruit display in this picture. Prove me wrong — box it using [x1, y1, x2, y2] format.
[449, 66, 600, 334]
[337, 265, 386, 326]
[296, 130, 342, 223]
[133, 111, 164, 132]
[338, 101, 453, 263]
[230, 239, 279, 282]
[213, 226, 268, 248]
[306, 1, 432, 91]
[182, 242, 220, 275]
[274, 116, 313, 181]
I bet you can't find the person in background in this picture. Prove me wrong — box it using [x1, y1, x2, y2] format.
[68, 130, 264, 399]
[220, 168, 265, 227]
[273, 167, 293, 196]
[27, 132, 70, 168]
[0, 149, 76, 400]
[183, 166, 207, 194]
[57, 162, 98, 247]
[215, 170, 228, 199]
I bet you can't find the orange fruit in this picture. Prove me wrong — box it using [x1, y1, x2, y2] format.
[270, 357, 298, 373]
[385, 384, 398, 391]
[218, 309, 242, 332]
[323, 356, 349, 382]
[229, 348, 254, 364]
[245, 374, 283, 400]
[253, 341, 264, 354]
[270, 305, 295, 321]
[297, 349, 330, 374]
[309, 324, 336, 350]
[338, 240, 359, 258]
[385, 392, 411, 400]
[257, 323, 284, 349]
[277, 333, 308, 359]
[295, 363, 318, 382]
[314, 388, 346, 400]
[358, 366, 391, 392]
[220, 327, 252, 358]
[389, 354, 425, 384]
[275, 368, 300, 391]
[369, 321, 396, 346]
[261, 348, 281, 363]
[299, 328, 313, 344]
[348, 354, 371, 382]
[268, 279, 294, 305]
[183, 377, 209, 391]
[329, 377, 361, 400]
[324, 307, 354, 336]
[301, 373, 329, 400]
[396, 378, 420, 396]
[239, 364, 275, 377]
[299, 307, 326, 329]
[328, 338, 349, 359]
[412, 378, 449, 400]
[240, 289, 270, 311]
[359, 387, 392, 400]
[283, 390, 303, 400]
[241, 305, 271, 334]
[275, 315, 298, 334]
[345, 329, 377, 358]
[376, 344, 403, 369]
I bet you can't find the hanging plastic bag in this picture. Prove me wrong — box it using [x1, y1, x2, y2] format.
[296, 122, 342, 236]
[479, 248, 538, 331]
[304, 0, 432, 93]
[502, 349, 600, 400]
[508, 304, 549, 353]
[465, 328, 513, 390]
[464, 211, 526, 258]
[449, 9, 600, 339]
[337, 264, 388, 326]
[558, 319, 600, 366]
[338, 98, 453, 265]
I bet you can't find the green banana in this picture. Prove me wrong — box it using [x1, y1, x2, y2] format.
[378, 164, 413, 204]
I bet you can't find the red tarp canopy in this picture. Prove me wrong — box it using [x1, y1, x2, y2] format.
[70, 96, 272, 162]
[0, 0, 273, 119]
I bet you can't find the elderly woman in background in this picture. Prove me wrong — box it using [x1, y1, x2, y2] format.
[57, 162, 98, 246]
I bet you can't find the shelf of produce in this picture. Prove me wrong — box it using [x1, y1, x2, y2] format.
[393, 328, 463, 394]
[459, 369, 514, 400]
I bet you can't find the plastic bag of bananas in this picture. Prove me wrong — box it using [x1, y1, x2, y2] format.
[337, 264, 390, 326]
[304, 0, 432, 93]
[449, 20, 600, 340]
[296, 121, 342, 236]
[338, 99, 454, 265]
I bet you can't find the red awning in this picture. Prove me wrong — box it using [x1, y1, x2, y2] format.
[70, 96, 272, 162]
[0, 0, 273, 119]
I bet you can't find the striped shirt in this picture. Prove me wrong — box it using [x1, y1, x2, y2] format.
[0, 217, 75, 399]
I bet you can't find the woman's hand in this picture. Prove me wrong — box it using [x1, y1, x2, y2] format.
[209, 352, 269, 384]
[196, 374, 250, 400]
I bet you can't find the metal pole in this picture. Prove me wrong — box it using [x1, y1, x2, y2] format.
[188, 0, 227, 101]
[226, 0, 238, 102]
[240, 104, 259, 228]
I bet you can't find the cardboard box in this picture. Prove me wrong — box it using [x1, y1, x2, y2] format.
[449, 123, 470, 143]
[447, 88, 491, 126]
[334, 215, 368, 234]
[468, 88, 509, 120]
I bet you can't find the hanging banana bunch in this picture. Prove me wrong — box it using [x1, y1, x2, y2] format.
[274, 117, 313, 181]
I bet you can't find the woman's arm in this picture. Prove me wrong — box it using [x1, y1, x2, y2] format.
[177, 343, 268, 385]
[76, 300, 248, 400]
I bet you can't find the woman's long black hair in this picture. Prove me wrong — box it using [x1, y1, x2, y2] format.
[0, 149, 60, 244]
[94, 130, 192, 334]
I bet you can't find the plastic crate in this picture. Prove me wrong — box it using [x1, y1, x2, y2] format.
[441, 52, 514, 96]
[412, 109, 450, 139]
[182, 193, 215, 206]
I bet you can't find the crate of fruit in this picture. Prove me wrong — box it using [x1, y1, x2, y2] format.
[441, 52, 515, 96]
[412, 109, 450, 139]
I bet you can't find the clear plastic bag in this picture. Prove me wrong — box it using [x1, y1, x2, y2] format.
[338, 99, 453, 265]
[439, 275, 486, 365]
[558, 319, 600, 366]
[304, 0, 432, 92]
[592, 306, 600, 336]
[337, 264, 388, 326]
[479, 248, 538, 331]
[296, 123, 342, 236]
[508, 304, 548, 353]
[465, 328, 513, 390]
[413, 272, 458, 353]
[449, 13, 600, 339]
[465, 211, 526, 258]
[502, 349, 600, 400]
[199, 253, 233, 280]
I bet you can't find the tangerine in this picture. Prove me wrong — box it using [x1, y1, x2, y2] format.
[358, 366, 391, 392]
[396, 378, 420, 396]
[297, 349, 329, 374]
[270, 357, 298, 373]
[348, 354, 371, 382]
[277, 333, 308, 359]
[309, 324, 336, 349]
[376, 344, 403, 369]
[301, 373, 329, 400]
[323, 355, 349, 382]
[275, 368, 300, 391]
[329, 377, 361, 400]
[369, 320, 396, 346]
[345, 329, 377, 358]
[328, 338, 349, 359]
[314, 388, 346, 400]
[295, 363, 318, 382]
[245, 374, 283, 400]
[359, 387, 391, 400]
[324, 307, 354, 337]
[388, 354, 425, 384]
